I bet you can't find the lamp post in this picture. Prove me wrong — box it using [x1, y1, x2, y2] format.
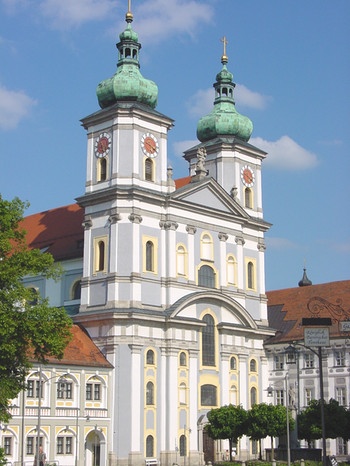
[287, 339, 328, 466]
[267, 375, 291, 466]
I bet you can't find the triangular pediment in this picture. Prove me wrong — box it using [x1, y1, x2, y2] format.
[170, 177, 249, 219]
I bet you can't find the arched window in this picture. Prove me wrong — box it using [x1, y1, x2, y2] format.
[250, 386, 257, 406]
[176, 244, 187, 276]
[227, 255, 236, 285]
[201, 233, 213, 260]
[250, 359, 257, 372]
[71, 280, 81, 300]
[179, 434, 186, 457]
[98, 158, 107, 181]
[146, 349, 155, 365]
[247, 261, 254, 289]
[245, 187, 253, 208]
[179, 352, 187, 366]
[145, 158, 154, 181]
[202, 314, 215, 366]
[97, 240, 105, 272]
[146, 241, 154, 271]
[146, 381, 154, 405]
[146, 435, 154, 458]
[201, 384, 217, 406]
[198, 265, 215, 288]
[230, 356, 237, 371]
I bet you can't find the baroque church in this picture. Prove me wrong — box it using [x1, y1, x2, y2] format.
[73, 4, 274, 465]
[8, 3, 350, 466]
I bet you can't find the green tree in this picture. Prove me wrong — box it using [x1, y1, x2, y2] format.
[206, 404, 248, 461]
[246, 403, 295, 460]
[0, 195, 72, 423]
[298, 399, 349, 446]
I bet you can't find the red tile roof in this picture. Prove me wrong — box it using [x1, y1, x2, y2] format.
[35, 324, 113, 368]
[175, 176, 192, 189]
[21, 203, 84, 261]
[266, 280, 350, 344]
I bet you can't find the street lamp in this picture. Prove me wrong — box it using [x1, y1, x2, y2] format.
[286, 341, 328, 466]
[267, 375, 291, 466]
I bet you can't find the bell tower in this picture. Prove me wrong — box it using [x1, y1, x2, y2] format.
[77, 2, 174, 313]
[184, 38, 266, 219]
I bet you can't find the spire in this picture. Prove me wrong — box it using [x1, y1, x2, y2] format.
[298, 268, 312, 287]
[96, 0, 158, 109]
[197, 38, 253, 143]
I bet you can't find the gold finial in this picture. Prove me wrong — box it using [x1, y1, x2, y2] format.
[126, 0, 133, 22]
[220, 36, 228, 64]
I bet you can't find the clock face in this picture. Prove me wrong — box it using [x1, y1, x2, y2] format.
[94, 132, 111, 158]
[241, 165, 255, 187]
[141, 133, 159, 158]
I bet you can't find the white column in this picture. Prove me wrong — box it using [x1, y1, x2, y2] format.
[235, 235, 245, 290]
[186, 226, 197, 283]
[218, 233, 228, 287]
[130, 344, 142, 451]
[188, 349, 199, 451]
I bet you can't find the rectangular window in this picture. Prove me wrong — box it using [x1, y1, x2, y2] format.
[4, 437, 12, 456]
[27, 437, 34, 455]
[304, 353, 314, 368]
[27, 380, 43, 398]
[94, 384, 101, 400]
[274, 355, 284, 370]
[27, 380, 34, 398]
[57, 382, 73, 400]
[305, 388, 313, 406]
[66, 437, 72, 454]
[86, 384, 92, 400]
[276, 389, 284, 406]
[86, 383, 101, 401]
[336, 387, 346, 406]
[335, 350, 345, 366]
[57, 437, 64, 454]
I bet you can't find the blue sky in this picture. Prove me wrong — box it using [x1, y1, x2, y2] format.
[0, 0, 349, 291]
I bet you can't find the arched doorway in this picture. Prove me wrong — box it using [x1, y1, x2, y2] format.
[202, 429, 215, 464]
[85, 428, 105, 466]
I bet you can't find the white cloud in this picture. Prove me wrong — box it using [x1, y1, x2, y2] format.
[187, 84, 270, 119]
[173, 139, 199, 158]
[251, 135, 318, 170]
[0, 85, 37, 130]
[39, 0, 116, 29]
[235, 84, 271, 110]
[187, 88, 213, 119]
[134, 0, 214, 43]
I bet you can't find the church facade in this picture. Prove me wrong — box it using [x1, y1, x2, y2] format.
[72, 5, 274, 466]
[3, 5, 350, 466]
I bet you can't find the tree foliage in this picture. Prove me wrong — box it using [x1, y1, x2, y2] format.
[0, 195, 72, 423]
[298, 399, 350, 446]
[206, 404, 248, 461]
[246, 402, 295, 459]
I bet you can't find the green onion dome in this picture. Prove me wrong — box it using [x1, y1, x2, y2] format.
[197, 53, 253, 142]
[96, 9, 158, 109]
